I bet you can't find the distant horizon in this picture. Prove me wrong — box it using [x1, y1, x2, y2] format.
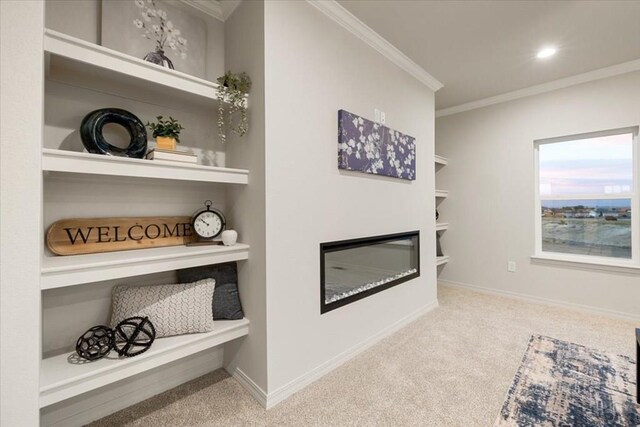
[542, 199, 631, 209]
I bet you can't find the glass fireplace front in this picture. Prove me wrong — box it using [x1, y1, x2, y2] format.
[320, 231, 420, 313]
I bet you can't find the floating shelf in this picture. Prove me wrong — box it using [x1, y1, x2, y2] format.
[41, 243, 250, 289]
[434, 155, 449, 166]
[40, 318, 250, 407]
[435, 190, 449, 198]
[436, 223, 449, 231]
[44, 29, 246, 107]
[436, 255, 450, 266]
[42, 149, 249, 185]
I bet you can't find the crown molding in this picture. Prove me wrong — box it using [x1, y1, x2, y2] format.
[220, 0, 242, 20]
[306, 0, 443, 92]
[179, 0, 240, 22]
[180, 0, 223, 20]
[436, 58, 640, 118]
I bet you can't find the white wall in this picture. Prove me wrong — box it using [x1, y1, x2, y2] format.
[1, 1, 44, 425]
[263, 1, 437, 396]
[436, 71, 640, 319]
[223, 0, 269, 395]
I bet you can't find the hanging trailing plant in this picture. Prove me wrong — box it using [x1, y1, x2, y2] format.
[216, 71, 251, 143]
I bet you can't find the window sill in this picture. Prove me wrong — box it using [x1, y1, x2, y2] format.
[531, 254, 640, 274]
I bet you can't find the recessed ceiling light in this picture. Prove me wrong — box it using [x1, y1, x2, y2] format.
[536, 47, 557, 59]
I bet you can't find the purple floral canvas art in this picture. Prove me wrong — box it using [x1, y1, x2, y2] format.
[338, 110, 416, 180]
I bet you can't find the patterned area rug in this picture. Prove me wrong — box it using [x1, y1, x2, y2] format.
[495, 335, 639, 426]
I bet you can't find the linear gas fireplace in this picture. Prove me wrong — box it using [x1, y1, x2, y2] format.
[320, 231, 420, 313]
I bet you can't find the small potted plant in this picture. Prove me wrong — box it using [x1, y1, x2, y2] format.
[216, 71, 252, 143]
[146, 116, 184, 150]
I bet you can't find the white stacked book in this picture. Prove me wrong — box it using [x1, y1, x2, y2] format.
[146, 149, 198, 164]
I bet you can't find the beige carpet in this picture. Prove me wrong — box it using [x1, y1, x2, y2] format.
[90, 285, 636, 426]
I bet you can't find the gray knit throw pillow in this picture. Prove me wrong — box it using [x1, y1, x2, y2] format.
[111, 279, 215, 338]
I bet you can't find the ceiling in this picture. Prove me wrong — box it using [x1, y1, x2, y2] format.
[338, 1, 640, 110]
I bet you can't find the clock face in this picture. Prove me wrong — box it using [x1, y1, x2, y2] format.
[193, 210, 223, 239]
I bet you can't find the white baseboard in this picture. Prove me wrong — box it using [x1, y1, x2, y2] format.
[41, 347, 224, 427]
[261, 300, 439, 409]
[229, 367, 268, 408]
[439, 279, 640, 322]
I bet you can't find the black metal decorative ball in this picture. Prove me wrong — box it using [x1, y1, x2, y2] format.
[113, 316, 156, 358]
[75, 325, 114, 361]
[80, 108, 148, 158]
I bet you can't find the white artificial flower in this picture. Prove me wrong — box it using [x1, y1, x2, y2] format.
[135, 0, 145, 8]
[157, 9, 167, 19]
[147, 8, 157, 17]
[133, 19, 144, 28]
[169, 40, 177, 50]
[166, 20, 173, 29]
[152, 24, 160, 32]
[178, 37, 187, 45]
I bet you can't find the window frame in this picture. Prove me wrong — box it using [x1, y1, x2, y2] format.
[533, 126, 640, 269]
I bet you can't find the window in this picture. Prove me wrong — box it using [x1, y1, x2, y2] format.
[534, 127, 639, 266]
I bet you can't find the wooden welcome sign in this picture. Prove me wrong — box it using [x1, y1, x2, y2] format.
[46, 216, 197, 255]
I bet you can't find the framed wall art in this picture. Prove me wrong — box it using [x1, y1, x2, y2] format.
[102, 0, 206, 78]
[338, 109, 416, 181]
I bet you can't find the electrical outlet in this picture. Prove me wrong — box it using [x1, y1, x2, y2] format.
[374, 109, 381, 123]
[507, 261, 516, 272]
[380, 111, 386, 124]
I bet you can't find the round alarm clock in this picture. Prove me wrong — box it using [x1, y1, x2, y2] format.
[192, 200, 226, 240]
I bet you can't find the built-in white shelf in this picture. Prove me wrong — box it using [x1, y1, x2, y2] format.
[44, 29, 246, 107]
[435, 190, 449, 198]
[42, 149, 249, 185]
[436, 255, 450, 266]
[41, 243, 250, 290]
[40, 318, 250, 407]
[436, 223, 449, 231]
[434, 155, 449, 166]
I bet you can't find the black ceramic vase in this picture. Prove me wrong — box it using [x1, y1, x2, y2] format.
[80, 108, 148, 158]
[143, 49, 174, 70]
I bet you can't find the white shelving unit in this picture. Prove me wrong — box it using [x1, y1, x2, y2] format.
[435, 155, 449, 269]
[41, 244, 250, 289]
[40, 318, 250, 407]
[434, 155, 449, 166]
[436, 222, 449, 231]
[43, 149, 249, 184]
[436, 255, 450, 266]
[44, 29, 246, 106]
[39, 25, 253, 412]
